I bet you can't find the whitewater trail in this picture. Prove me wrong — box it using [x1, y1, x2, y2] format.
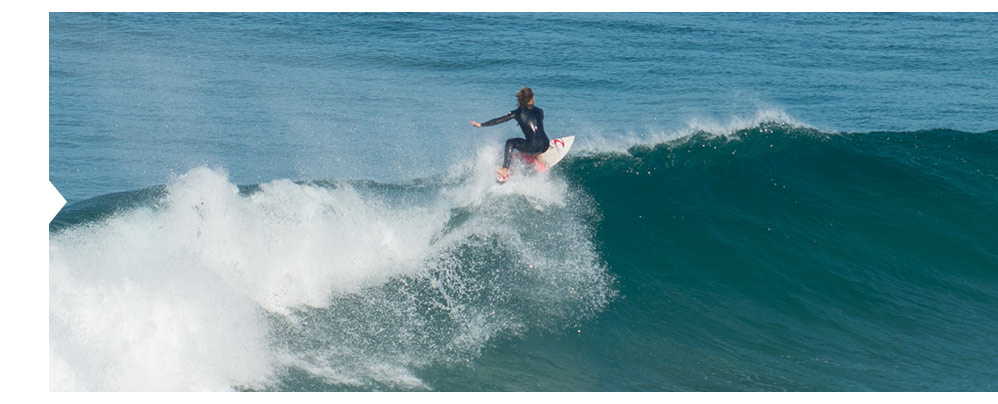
[50, 158, 614, 391]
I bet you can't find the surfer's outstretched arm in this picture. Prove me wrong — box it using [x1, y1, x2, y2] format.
[471, 110, 515, 128]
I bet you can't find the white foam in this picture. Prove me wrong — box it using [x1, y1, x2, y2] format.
[161, 168, 449, 312]
[441, 145, 569, 210]
[49, 167, 451, 390]
[49, 163, 604, 391]
[49, 211, 273, 390]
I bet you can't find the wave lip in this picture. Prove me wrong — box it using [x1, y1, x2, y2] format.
[574, 108, 816, 157]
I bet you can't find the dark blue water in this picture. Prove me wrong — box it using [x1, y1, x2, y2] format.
[49, 13, 998, 391]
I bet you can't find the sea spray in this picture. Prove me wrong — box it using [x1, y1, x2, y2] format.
[50, 163, 616, 390]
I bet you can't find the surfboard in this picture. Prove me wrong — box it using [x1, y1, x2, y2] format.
[498, 136, 575, 182]
[526, 135, 575, 172]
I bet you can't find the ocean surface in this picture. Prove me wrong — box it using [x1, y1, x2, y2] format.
[49, 13, 998, 391]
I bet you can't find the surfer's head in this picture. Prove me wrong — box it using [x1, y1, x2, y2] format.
[517, 87, 534, 108]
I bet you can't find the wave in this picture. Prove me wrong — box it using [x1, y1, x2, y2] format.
[49, 148, 615, 391]
[556, 124, 998, 390]
[50, 121, 998, 391]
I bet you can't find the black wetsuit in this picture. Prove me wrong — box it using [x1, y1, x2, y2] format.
[480, 106, 550, 168]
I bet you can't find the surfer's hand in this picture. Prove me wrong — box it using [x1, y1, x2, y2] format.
[470, 121, 481, 128]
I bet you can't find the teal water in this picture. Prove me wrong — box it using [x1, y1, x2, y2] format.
[49, 13, 998, 391]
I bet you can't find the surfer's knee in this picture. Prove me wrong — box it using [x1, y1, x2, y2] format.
[505, 138, 526, 151]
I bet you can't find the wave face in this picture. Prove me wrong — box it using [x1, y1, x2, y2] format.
[50, 124, 998, 391]
[553, 125, 998, 391]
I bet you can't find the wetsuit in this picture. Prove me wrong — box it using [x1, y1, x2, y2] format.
[480, 106, 550, 168]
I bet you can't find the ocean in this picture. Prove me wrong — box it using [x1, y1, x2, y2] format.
[48, 12, 998, 391]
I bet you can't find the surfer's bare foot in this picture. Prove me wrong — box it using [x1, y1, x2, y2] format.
[496, 167, 511, 182]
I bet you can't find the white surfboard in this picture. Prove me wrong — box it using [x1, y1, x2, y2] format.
[537, 136, 575, 171]
[498, 136, 575, 183]
[521, 136, 575, 172]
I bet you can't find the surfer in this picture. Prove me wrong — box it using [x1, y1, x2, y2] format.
[470, 87, 550, 181]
